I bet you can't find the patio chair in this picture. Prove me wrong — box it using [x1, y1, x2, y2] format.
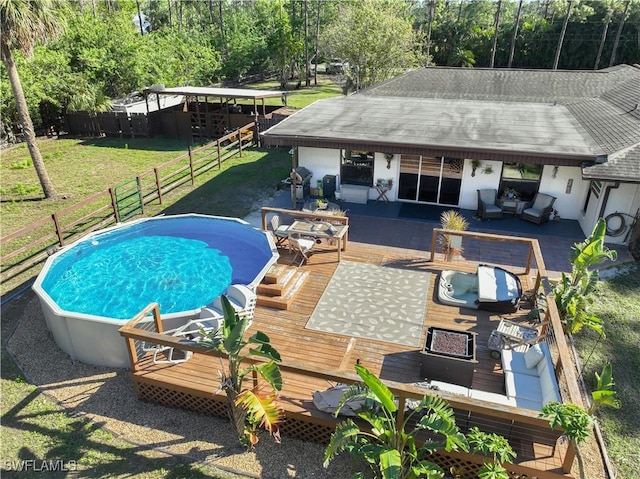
[208, 284, 257, 324]
[477, 189, 503, 220]
[149, 308, 224, 364]
[270, 214, 291, 247]
[521, 193, 556, 224]
[487, 318, 547, 358]
[289, 233, 315, 266]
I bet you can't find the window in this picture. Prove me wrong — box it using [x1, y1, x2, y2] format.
[499, 162, 543, 201]
[341, 150, 374, 186]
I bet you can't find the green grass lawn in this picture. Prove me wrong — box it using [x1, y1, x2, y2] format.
[573, 264, 640, 479]
[249, 76, 343, 109]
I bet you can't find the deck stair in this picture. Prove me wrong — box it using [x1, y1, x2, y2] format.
[257, 264, 309, 310]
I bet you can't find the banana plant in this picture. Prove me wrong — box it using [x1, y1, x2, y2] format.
[324, 364, 469, 479]
[589, 362, 621, 414]
[553, 218, 616, 338]
[198, 295, 284, 449]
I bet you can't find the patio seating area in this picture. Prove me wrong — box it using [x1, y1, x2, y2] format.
[120, 225, 584, 478]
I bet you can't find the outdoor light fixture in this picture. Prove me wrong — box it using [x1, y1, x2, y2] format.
[384, 153, 394, 169]
[552, 165, 559, 178]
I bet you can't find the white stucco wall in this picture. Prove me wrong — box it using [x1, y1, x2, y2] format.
[297, 147, 401, 201]
[297, 147, 340, 189]
[537, 165, 589, 221]
[459, 159, 503, 210]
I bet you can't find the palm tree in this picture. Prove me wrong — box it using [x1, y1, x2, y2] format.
[0, 0, 68, 199]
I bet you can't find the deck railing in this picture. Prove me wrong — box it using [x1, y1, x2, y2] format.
[0, 125, 255, 288]
[120, 300, 571, 479]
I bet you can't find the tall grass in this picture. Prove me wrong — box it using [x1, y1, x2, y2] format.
[573, 264, 640, 478]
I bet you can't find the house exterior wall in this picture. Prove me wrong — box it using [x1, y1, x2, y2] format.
[584, 182, 640, 245]
[297, 146, 637, 244]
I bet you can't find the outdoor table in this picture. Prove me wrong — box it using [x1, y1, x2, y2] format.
[286, 219, 348, 261]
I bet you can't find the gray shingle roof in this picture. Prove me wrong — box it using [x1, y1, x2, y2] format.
[583, 145, 640, 182]
[263, 65, 640, 168]
[267, 95, 598, 158]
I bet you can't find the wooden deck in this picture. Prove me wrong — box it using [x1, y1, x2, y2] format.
[121, 234, 578, 479]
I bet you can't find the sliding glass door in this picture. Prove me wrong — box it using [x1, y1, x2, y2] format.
[397, 155, 462, 205]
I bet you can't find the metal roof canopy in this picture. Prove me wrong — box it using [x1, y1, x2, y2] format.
[143, 85, 286, 116]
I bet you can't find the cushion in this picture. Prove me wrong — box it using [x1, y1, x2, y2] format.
[524, 343, 545, 369]
[522, 207, 540, 217]
[469, 390, 516, 407]
[504, 371, 542, 402]
[532, 194, 553, 210]
[501, 350, 538, 377]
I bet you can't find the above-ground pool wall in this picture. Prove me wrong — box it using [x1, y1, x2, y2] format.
[38, 291, 200, 369]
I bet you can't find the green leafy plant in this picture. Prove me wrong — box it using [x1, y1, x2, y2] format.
[589, 362, 621, 414]
[324, 364, 469, 479]
[467, 427, 516, 479]
[198, 296, 284, 449]
[553, 219, 617, 337]
[9, 158, 32, 169]
[439, 210, 469, 261]
[540, 402, 595, 479]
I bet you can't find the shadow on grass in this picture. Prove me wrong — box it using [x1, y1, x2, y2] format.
[159, 148, 291, 218]
[77, 136, 190, 152]
[0, 351, 231, 479]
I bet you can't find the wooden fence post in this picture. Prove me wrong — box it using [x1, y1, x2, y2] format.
[137, 176, 145, 214]
[217, 139, 221, 169]
[237, 128, 242, 157]
[188, 146, 195, 185]
[52, 212, 65, 247]
[154, 167, 163, 204]
[109, 187, 121, 223]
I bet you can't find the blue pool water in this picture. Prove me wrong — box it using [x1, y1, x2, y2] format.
[41, 216, 274, 320]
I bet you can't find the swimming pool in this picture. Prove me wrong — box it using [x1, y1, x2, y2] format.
[32, 214, 278, 368]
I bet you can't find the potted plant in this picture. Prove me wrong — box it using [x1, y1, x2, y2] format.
[438, 210, 469, 261]
[502, 187, 519, 199]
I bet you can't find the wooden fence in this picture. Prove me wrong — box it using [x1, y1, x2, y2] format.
[0, 125, 256, 288]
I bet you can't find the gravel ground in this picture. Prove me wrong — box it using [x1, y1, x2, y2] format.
[4, 291, 353, 478]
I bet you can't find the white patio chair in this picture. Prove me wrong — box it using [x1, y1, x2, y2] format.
[270, 214, 291, 247]
[208, 284, 257, 323]
[289, 233, 315, 266]
[150, 308, 224, 364]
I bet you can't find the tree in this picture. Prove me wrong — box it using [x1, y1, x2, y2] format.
[320, 0, 423, 91]
[0, 0, 68, 199]
[553, 0, 573, 69]
[198, 295, 284, 449]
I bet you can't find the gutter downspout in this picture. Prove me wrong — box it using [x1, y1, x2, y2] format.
[598, 181, 621, 220]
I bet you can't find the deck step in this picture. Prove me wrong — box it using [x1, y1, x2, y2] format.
[257, 267, 298, 295]
[262, 263, 291, 284]
[257, 269, 309, 310]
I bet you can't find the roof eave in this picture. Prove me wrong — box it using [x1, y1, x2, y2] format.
[261, 133, 598, 164]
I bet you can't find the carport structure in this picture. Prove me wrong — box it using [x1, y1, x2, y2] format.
[143, 85, 285, 141]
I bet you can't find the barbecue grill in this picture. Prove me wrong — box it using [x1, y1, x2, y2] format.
[291, 166, 312, 200]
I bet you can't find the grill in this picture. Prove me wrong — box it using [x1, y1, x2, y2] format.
[291, 166, 312, 200]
